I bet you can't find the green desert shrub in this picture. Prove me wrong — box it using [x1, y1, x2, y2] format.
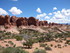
[45, 46, 52, 51]
[55, 33, 64, 38]
[8, 41, 14, 45]
[33, 49, 46, 53]
[57, 44, 61, 47]
[0, 46, 4, 53]
[23, 39, 34, 48]
[13, 44, 16, 47]
[40, 43, 46, 47]
[58, 46, 62, 48]
[14, 36, 23, 41]
[46, 33, 54, 41]
[57, 44, 62, 48]
[19, 29, 41, 37]
[4, 26, 8, 29]
[50, 44, 53, 47]
[68, 43, 70, 45]
[65, 40, 70, 44]
[32, 39, 39, 43]
[16, 46, 23, 49]
[4, 41, 7, 43]
[2, 47, 29, 53]
[6, 44, 9, 47]
[0, 31, 4, 33]
[54, 45, 57, 48]
[35, 47, 38, 49]
[5, 32, 11, 35]
[37, 37, 45, 42]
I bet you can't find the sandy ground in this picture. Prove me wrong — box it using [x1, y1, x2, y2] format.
[0, 39, 70, 53]
[19, 26, 48, 33]
[45, 41, 70, 53]
[0, 25, 70, 34]
[0, 39, 23, 47]
[5, 26, 19, 34]
[0, 26, 70, 53]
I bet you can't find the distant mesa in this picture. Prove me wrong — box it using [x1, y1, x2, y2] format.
[0, 15, 62, 28]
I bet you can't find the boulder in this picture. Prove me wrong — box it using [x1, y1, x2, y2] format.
[10, 16, 18, 26]
[16, 17, 28, 27]
[5, 15, 11, 25]
[36, 19, 39, 26]
[38, 21, 45, 26]
[49, 22, 59, 26]
[28, 17, 37, 26]
[43, 21, 48, 26]
[24, 17, 28, 26]
[0, 15, 5, 25]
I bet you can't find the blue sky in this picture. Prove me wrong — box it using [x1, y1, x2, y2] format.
[0, 0, 70, 23]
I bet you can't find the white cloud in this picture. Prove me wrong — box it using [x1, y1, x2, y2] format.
[53, 7, 57, 10]
[36, 13, 46, 18]
[12, 0, 18, 1]
[36, 8, 42, 13]
[36, 8, 70, 23]
[47, 8, 70, 23]
[36, 13, 47, 20]
[48, 13, 52, 15]
[47, 18, 70, 23]
[0, 8, 8, 15]
[53, 11, 65, 19]
[45, 16, 50, 19]
[61, 9, 70, 16]
[9, 7, 22, 15]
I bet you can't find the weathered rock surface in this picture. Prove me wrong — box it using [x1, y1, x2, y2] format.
[28, 17, 37, 26]
[10, 16, 18, 26]
[0, 15, 61, 27]
[0, 15, 5, 25]
[16, 17, 28, 27]
[5, 15, 11, 25]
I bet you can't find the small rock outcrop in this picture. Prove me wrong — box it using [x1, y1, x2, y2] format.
[10, 16, 18, 26]
[16, 17, 28, 27]
[5, 15, 11, 25]
[0, 15, 5, 25]
[39, 21, 45, 26]
[28, 17, 37, 26]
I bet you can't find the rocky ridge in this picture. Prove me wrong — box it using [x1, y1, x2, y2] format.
[0, 15, 62, 28]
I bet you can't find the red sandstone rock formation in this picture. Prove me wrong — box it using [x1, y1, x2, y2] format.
[28, 17, 37, 26]
[38, 21, 44, 26]
[43, 21, 48, 26]
[49, 22, 59, 26]
[36, 19, 39, 26]
[38, 21, 48, 26]
[0, 15, 62, 27]
[5, 15, 11, 25]
[0, 15, 5, 25]
[10, 16, 18, 26]
[16, 17, 28, 27]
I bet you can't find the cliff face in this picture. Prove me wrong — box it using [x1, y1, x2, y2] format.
[16, 17, 28, 27]
[0, 15, 5, 25]
[0, 15, 60, 27]
[28, 17, 37, 26]
[10, 16, 18, 26]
